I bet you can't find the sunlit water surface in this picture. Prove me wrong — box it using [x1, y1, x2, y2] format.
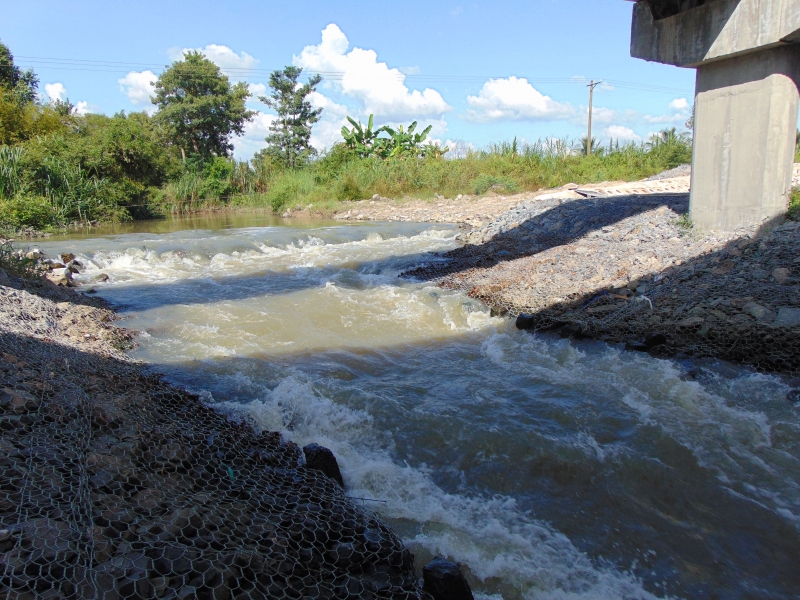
[36, 215, 800, 600]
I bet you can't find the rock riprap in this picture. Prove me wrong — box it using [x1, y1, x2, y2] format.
[0, 271, 427, 599]
[406, 191, 800, 375]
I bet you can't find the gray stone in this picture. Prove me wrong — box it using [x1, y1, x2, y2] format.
[772, 267, 790, 284]
[742, 302, 767, 320]
[515, 313, 535, 330]
[773, 307, 800, 328]
[422, 558, 474, 600]
[303, 443, 344, 487]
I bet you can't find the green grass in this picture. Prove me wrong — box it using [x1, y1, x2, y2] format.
[789, 188, 800, 221]
[1, 136, 694, 229]
[211, 138, 693, 213]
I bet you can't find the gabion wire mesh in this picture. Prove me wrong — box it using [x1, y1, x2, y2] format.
[407, 192, 800, 376]
[0, 279, 425, 599]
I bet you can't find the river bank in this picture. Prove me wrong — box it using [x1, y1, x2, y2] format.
[404, 180, 800, 377]
[0, 271, 427, 599]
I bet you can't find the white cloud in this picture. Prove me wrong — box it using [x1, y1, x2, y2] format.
[603, 125, 642, 142]
[669, 97, 689, 111]
[644, 98, 691, 125]
[170, 44, 259, 79]
[73, 101, 91, 116]
[644, 112, 688, 124]
[233, 112, 275, 160]
[43, 83, 92, 114]
[248, 82, 267, 98]
[465, 77, 575, 122]
[118, 70, 157, 113]
[399, 66, 420, 75]
[588, 106, 618, 125]
[44, 82, 67, 102]
[307, 91, 351, 150]
[293, 24, 451, 120]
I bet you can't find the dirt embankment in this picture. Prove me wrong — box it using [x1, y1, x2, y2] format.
[0, 272, 426, 599]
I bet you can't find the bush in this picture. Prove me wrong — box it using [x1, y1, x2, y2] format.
[470, 174, 518, 195]
[201, 157, 235, 199]
[335, 173, 363, 200]
[788, 188, 800, 221]
[0, 196, 59, 230]
[0, 240, 41, 279]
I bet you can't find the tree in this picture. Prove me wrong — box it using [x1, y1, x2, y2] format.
[152, 51, 253, 161]
[0, 40, 38, 105]
[259, 66, 323, 169]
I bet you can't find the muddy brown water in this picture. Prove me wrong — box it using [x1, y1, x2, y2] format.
[34, 214, 800, 600]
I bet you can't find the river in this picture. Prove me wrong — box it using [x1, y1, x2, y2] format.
[35, 214, 800, 600]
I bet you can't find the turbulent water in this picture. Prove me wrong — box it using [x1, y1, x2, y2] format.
[36, 215, 800, 600]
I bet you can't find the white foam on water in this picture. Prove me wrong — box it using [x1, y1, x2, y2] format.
[211, 373, 664, 600]
[69, 227, 457, 288]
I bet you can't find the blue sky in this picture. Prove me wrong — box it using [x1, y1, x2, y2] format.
[4, 0, 698, 159]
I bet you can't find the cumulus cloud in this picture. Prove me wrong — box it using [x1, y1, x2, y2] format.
[170, 44, 258, 79]
[118, 70, 157, 113]
[603, 125, 642, 142]
[644, 98, 691, 125]
[669, 97, 689, 111]
[248, 82, 267, 98]
[232, 112, 275, 159]
[307, 91, 351, 150]
[44, 82, 67, 102]
[465, 77, 575, 122]
[73, 101, 91, 116]
[43, 83, 92, 114]
[293, 24, 451, 120]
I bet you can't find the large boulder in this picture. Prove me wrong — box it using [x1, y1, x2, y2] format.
[303, 443, 344, 488]
[422, 558, 474, 600]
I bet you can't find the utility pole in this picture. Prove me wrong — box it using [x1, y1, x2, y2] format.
[586, 80, 601, 155]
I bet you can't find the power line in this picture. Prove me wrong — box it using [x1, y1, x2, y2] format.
[5, 55, 694, 95]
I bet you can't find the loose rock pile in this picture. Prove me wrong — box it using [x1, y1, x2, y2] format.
[407, 191, 800, 375]
[0, 273, 427, 599]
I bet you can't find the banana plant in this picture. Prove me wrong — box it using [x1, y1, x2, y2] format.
[341, 115, 446, 159]
[423, 142, 450, 159]
[382, 121, 434, 159]
[341, 115, 385, 158]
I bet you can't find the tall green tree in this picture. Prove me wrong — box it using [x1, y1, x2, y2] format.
[152, 52, 253, 161]
[259, 66, 322, 169]
[0, 40, 38, 105]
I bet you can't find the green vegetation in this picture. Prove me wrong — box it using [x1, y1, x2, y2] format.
[341, 114, 446, 159]
[788, 188, 800, 221]
[0, 240, 41, 279]
[259, 66, 322, 168]
[796, 130, 800, 163]
[0, 37, 696, 234]
[153, 52, 254, 161]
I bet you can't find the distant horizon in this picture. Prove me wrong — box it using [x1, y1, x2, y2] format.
[4, 0, 708, 159]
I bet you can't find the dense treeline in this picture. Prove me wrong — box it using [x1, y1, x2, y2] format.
[0, 38, 703, 232]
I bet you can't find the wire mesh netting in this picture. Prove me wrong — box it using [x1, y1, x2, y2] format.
[0, 280, 426, 599]
[406, 192, 800, 376]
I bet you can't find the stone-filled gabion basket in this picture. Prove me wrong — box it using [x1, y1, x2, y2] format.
[0, 323, 426, 599]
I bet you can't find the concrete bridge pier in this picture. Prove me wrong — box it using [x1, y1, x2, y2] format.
[631, 0, 800, 231]
[692, 46, 799, 230]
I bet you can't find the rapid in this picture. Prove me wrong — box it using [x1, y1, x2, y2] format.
[36, 215, 800, 600]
